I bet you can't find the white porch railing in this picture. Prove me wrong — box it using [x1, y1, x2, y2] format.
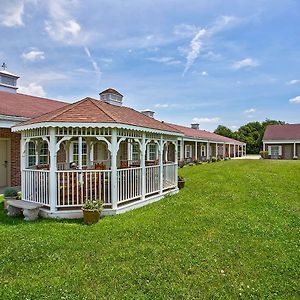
[23, 169, 50, 206]
[146, 165, 160, 195]
[163, 163, 177, 189]
[117, 167, 142, 204]
[56, 170, 111, 207]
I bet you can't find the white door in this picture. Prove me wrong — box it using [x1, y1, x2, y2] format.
[0, 140, 8, 187]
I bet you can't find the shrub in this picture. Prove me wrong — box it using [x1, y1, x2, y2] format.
[178, 160, 186, 168]
[3, 187, 18, 198]
[293, 156, 298, 160]
[82, 200, 103, 212]
[211, 157, 217, 162]
[224, 157, 230, 161]
[217, 157, 221, 162]
[188, 162, 194, 166]
[193, 159, 199, 165]
[259, 151, 269, 159]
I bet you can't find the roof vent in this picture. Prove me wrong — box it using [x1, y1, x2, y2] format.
[191, 123, 200, 130]
[0, 63, 19, 93]
[141, 109, 155, 118]
[99, 88, 123, 106]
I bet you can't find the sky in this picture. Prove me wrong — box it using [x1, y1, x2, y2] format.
[0, 0, 300, 131]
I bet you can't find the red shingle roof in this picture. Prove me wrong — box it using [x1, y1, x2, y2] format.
[0, 90, 67, 118]
[99, 88, 123, 97]
[263, 124, 300, 140]
[166, 122, 244, 144]
[16, 97, 181, 133]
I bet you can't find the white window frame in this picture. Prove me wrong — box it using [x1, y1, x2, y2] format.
[185, 145, 192, 158]
[201, 145, 206, 157]
[147, 143, 157, 160]
[70, 141, 88, 166]
[27, 142, 36, 167]
[39, 141, 49, 165]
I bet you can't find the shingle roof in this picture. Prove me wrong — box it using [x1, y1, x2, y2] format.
[99, 88, 123, 97]
[16, 97, 181, 134]
[166, 122, 244, 145]
[263, 124, 300, 140]
[0, 90, 67, 118]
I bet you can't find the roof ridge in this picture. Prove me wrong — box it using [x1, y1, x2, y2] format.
[89, 98, 118, 122]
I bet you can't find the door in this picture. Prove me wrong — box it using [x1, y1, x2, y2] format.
[0, 140, 8, 187]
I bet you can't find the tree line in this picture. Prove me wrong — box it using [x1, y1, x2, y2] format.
[214, 119, 285, 154]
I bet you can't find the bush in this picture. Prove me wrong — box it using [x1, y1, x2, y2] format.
[293, 156, 298, 160]
[193, 159, 199, 165]
[211, 157, 217, 163]
[178, 160, 186, 168]
[259, 151, 269, 159]
[3, 187, 18, 198]
[224, 157, 230, 161]
[188, 162, 194, 166]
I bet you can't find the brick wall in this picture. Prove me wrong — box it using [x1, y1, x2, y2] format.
[0, 128, 21, 187]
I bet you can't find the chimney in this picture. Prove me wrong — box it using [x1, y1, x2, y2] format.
[0, 63, 19, 93]
[191, 123, 200, 130]
[141, 109, 155, 118]
[99, 88, 123, 106]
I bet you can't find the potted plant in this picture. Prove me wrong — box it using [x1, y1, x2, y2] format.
[82, 200, 103, 225]
[178, 176, 185, 190]
[293, 156, 298, 160]
[3, 187, 18, 210]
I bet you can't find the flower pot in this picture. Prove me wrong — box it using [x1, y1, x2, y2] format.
[82, 209, 100, 225]
[178, 180, 185, 190]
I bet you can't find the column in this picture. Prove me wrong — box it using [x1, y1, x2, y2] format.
[294, 142, 296, 157]
[206, 142, 210, 160]
[223, 143, 225, 158]
[111, 129, 118, 209]
[244, 144, 247, 156]
[49, 127, 57, 213]
[228, 144, 231, 157]
[35, 140, 40, 165]
[20, 136, 27, 199]
[78, 136, 83, 169]
[141, 133, 146, 199]
[195, 141, 198, 160]
[215, 143, 218, 157]
[234, 144, 236, 158]
[159, 136, 164, 194]
[174, 140, 178, 188]
[180, 138, 184, 161]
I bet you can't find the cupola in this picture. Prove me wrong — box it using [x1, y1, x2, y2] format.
[99, 88, 123, 106]
[0, 63, 19, 93]
[141, 109, 155, 118]
[191, 123, 200, 130]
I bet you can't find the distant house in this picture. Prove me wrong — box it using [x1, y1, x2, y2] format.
[262, 124, 300, 159]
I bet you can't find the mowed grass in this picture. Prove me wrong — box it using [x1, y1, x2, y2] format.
[0, 160, 299, 299]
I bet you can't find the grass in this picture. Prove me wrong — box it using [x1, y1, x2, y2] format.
[0, 160, 299, 299]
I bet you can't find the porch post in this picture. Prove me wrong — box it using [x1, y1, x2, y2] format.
[244, 144, 247, 156]
[20, 136, 26, 197]
[175, 140, 178, 183]
[180, 138, 184, 161]
[229, 144, 231, 157]
[263, 142, 266, 151]
[159, 136, 164, 194]
[35, 140, 40, 165]
[111, 128, 118, 209]
[195, 141, 198, 160]
[234, 144, 236, 158]
[223, 143, 225, 158]
[141, 133, 146, 200]
[294, 142, 296, 157]
[49, 127, 57, 213]
[206, 142, 210, 160]
[215, 143, 218, 157]
[78, 137, 83, 169]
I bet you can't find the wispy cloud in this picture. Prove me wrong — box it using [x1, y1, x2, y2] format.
[183, 16, 240, 76]
[147, 56, 181, 66]
[0, 0, 25, 27]
[232, 58, 259, 70]
[289, 96, 300, 104]
[18, 82, 46, 97]
[173, 24, 198, 38]
[192, 117, 220, 124]
[154, 103, 170, 108]
[244, 108, 256, 114]
[286, 79, 299, 85]
[22, 49, 45, 61]
[83, 46, 101, 79]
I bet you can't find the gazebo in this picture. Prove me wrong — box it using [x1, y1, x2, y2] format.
[12, 89, 181, 218]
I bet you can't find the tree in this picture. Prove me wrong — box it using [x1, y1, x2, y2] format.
[214, 125, 234, 138]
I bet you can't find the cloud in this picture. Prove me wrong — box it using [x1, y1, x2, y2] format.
[147, 56, 181, 66]
[244, 108, 256, 114]
[18, 82, 46, 97]
[173, 24, 198, 38]
[0, 0, 25, 27]
[154, 103, 170, 108]
[232, 58, 259, 70]
[45, 1, 85, 45]
[83, 46, 102, 79]
[286, 79, 299, 85]
[192, 117, 220, 124]
[289, 96, 300, 104]
[22, 49, 45, 61]
[183, 15, 240, 75]
[201, 71, 208, 76]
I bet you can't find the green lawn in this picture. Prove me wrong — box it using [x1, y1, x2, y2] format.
[0, 160, 299, 299]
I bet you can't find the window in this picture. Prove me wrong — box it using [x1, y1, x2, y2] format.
[72, 142, 87, 166]
[39, 142, 49, 164]
[1, 76, 15, 86]
[28, 142, 36, 167]
[148, 144, 157, 160]
[201, 145, 206, 157]
[185, 145, 192, 158]
[269, 146, 281, 158]
[132, 143, 140, 161]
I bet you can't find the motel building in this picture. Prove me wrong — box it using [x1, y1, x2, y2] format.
[1, 68, 246, 218]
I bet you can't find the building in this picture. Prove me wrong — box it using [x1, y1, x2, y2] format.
[262, 124, 300, 159]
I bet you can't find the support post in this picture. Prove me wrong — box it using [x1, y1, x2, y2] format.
[20, 136, 27, 199]
[223, 143, 225, 158]
[78, 137, 83, 169]
[234, 144, 236, 158]
[175, 140, 178, 185]
[141, 133, 146, 200]
[206, 142, 210, 160]
[49, 127, 57, 213]
[180, 138, 184, 162]
[195, 141, 198, 160]
[215, 143, 218, 157]
[263, 142, 266, 152]
[111, 128, 118, 209]
[159, 136, 164, 194]
[294, 142, 296, 157]
[228, 144, 231, 157]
